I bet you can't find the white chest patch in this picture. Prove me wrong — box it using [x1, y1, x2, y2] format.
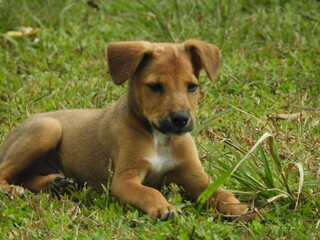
[147, 131, 181, 176]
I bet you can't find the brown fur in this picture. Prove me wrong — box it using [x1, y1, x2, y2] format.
[0, 39, 257, 221]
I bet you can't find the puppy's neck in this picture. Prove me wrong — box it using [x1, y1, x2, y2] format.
[126, 94, 153, 132]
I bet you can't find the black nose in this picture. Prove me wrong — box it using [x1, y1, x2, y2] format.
[170, 111, 189, 127]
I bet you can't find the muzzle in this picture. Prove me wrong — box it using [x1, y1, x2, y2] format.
[153, 111, 194, 135]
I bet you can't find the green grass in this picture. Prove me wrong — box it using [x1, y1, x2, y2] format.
[0, 0, 319, 239]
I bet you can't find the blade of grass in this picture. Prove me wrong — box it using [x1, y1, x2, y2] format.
[268, 137, 293, 197]
[259, 145, 275, 188]
[294, 162, 304, 211]
[257, 193, 289, 209]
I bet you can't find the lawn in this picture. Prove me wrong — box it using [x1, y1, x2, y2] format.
[0, 0, 319, 239]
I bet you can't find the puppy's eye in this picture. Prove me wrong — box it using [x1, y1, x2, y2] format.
[146, 83, 163, 93]
[187, 83, 198, 93]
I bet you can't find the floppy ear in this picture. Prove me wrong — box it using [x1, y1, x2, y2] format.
[184, 39, 221, 81]
[107, 41, 151, 85]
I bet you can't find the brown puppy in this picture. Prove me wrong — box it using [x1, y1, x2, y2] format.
[0, 39, 255, 221]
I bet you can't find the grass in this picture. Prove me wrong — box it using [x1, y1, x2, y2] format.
[0, 0, 319, 239]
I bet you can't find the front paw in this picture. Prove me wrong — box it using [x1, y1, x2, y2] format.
[222, 203, 262, 222]
[147, 204, 181, 221]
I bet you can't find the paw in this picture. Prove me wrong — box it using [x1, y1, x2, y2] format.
[236, 211, 262, 222]
[222, 204, 263, 222]
[0, 184, 25, 197]
[147, 204, 181, 221]
[50, 177, 77, 195]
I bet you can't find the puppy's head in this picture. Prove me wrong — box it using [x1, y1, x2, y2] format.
[107, 39, 220, 135]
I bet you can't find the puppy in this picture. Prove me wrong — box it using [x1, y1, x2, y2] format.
[0, 39, 256, 221]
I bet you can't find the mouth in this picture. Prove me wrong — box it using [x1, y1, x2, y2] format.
[152, 125, 185, 135]
[152, 120, 194, 136]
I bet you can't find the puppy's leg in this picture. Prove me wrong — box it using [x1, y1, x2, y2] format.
[0, 117, 62, 195]
[167, 160, 257, 221]
[22, 174, 76, 195]
[112, 179, 179, 220]
[111, 163, 180, 220]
